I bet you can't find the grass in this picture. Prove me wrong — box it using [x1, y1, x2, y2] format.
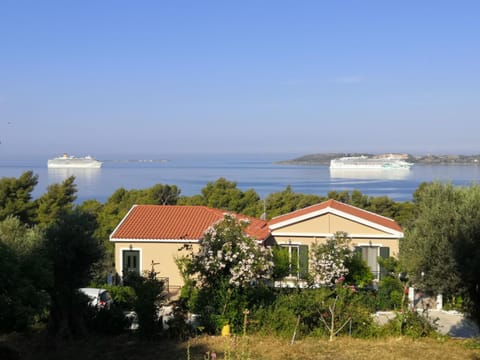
[2, 332, 480, 360]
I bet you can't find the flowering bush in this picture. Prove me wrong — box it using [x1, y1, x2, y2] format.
[192, 214, 273, 288]
[310, 231, 352, 286]
[177, 214, 275, 333]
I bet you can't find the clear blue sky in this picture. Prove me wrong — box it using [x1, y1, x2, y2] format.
[1, 1, 479, 157]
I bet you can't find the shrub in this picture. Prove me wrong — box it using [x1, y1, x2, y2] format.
[104, 285, 136, 310]
[251, 289, 308, 338]
[251, 286, 377, 340]
[123, 270, 166, 339]
[177, 215, 274, 334]
[86, 306, 129, 335]
[376, 277, 404, 311]
[381, 309, 438, 338]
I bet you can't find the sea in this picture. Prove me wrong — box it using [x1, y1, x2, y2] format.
[1, 153, 480, 204]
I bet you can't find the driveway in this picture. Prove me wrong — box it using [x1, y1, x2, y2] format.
[373, 310, 479, 338]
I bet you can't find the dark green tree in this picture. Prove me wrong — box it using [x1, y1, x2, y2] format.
[44, 209, 103, 338]
[264, 186, 324, 219]
[453, 184, 480, 323]
[0, 171, 38, 224]
[36, 176, 77, 227]
[327, 190, 351, 204]
[148, 183, 181, 205]
[0, 217, 50, 332]
[400, 182, 461, 298]
[179, 178, 261, 216]
[350, 189, 369, 209]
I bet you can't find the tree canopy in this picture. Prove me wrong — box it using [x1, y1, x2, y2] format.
[400, 182, 480, 322]
[36, 176, 77, 227]
[0, 171, 38, 224]
[179, 177, 261, 216]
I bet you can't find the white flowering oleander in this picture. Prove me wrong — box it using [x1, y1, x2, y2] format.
[191, 214, 273, 287]
[310, 232, 352, 286]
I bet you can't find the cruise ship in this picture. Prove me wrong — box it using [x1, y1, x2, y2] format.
[47, 154, 103, 168]
[329, 155, 413, 170]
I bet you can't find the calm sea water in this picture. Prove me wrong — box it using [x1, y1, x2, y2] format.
[1, 153, 480, 204]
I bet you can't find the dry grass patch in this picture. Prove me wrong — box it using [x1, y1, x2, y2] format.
[2, 332, 480, 360]
[188, 335, 480, 360]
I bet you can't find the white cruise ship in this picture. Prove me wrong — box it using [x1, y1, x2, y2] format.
[329, 155, 413, 170]
[47, 154, 103, 168]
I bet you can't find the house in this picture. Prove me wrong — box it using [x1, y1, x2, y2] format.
[267, 199, 403, 282]
[109, 205, 271, 298]
[110, 200, 403, 296]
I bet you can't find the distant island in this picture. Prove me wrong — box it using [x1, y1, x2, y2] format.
[277, 153, 480, 166]
[108, 159, 169, 163]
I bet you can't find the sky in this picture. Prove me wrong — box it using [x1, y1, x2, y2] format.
[1, 1, 479, 158]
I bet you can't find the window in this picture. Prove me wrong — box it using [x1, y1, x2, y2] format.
[355, 246, 390, 280]
[281, 243, 309, 279]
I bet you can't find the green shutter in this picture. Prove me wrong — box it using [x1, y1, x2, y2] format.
[379, 247, 390, 280]
[379, 247, 390, 259]
[299, 245, 309, 279]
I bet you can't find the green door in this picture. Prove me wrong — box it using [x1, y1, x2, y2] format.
[123, 250, 140, 275]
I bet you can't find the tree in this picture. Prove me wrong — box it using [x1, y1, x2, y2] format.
[44, 209, 104, 338]
[400, 182, 462, 297]
[179, 178, 261, 216]
[400, 181, 480, 324]
[148, 183, 181, 205]
[0, 171, 38, 224]
[453, 185, 480, 322]
[0, 217, 50, 333]
[36, 176, 77, 227]
[263, 186, 324, 219]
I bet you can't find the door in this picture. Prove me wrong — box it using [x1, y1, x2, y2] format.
[123, 250, 140, 275]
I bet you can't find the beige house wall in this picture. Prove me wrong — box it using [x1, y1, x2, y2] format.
[277, 213, 386, 236]
[273, 235, 399, 257]
[271, 213, 400, 257]
[114, 242, 199, 290]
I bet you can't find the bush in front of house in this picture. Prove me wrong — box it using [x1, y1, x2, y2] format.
[251, 285, 378, 340]
[376, 277, 404, 311]
[176, 214, 274, 334]
[123, 270, 166, 339]
[380, 309, 438, 338]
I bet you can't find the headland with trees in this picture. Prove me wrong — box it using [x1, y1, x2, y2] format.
[277, 153, 480, 165]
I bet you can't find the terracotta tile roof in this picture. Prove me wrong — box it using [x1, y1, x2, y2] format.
[110, 205, 271, 242]
[268, 199, 402, 233]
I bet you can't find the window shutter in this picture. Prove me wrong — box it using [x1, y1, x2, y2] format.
[299, 245, 309, 279]
[379, 247, 390, 259]
[379, 247, 390, 280]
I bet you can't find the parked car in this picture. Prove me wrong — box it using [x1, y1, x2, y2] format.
[78, 288, 114, 309]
